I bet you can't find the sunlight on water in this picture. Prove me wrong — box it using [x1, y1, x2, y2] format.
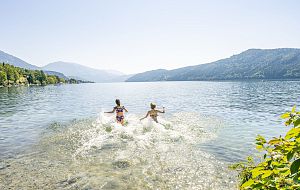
[0, 112, 236, 189]
[1, 81, 299, 189]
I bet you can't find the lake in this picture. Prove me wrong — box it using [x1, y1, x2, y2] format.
[0, 81, 299, 189]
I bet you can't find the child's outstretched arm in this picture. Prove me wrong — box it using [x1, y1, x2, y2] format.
[140, 111, 149, 120]
[105, 107, 116, 114]
[157, 107, 165, 113]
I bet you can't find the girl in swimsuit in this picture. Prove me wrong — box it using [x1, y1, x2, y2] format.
[105, 99, 128, 125]
[140, 103, 165, 123]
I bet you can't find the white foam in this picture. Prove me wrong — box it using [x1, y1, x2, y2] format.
[74, 112, 214, 159]
[2, 112, 237, 189]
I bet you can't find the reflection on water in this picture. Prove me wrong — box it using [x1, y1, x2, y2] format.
[0, 113, 236, 189]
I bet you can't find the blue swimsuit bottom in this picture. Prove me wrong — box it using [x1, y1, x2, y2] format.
[116, 115, 124, 122]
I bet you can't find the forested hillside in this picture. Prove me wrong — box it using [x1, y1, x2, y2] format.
[127, 48, 300, 82]
[0, 63, 67, 87]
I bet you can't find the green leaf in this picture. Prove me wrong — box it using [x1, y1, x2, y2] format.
[256, 135, 266, 144]
[285, 128, 300, 140]
[287, 151, 294, 161]
[290, 159, 300, 175]
[252, 169, 265, 178]
[256, 145, 263, 150]
[292, 105, 296, 113]
[285, 119, 292, 126]
[282, 169, 290, 176]
[261, 170, 272, 179]
[241, 179, 254, 188]
[252, 183, 263, 189]
[281, 112, 290, 119]
[293, 173, 300, 183]
[294, 118, 300, 127]
[268, 138, 281, 145]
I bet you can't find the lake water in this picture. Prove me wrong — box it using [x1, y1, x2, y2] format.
[0, 81, 299, 189]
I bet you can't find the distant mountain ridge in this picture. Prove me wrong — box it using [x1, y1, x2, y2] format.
[0, 50, 130, 82]
[0, 50, 39, 70]
[42, 61, 127, 82]
[126, 48, 300, 82]
[0, 50, 68, 79]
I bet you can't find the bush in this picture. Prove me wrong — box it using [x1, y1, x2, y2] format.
[231, 106, 300, 189]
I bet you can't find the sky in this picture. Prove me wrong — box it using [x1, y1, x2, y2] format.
[1, 0, 300, 74]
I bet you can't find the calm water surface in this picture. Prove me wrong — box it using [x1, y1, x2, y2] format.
[0, 81, 299, 189]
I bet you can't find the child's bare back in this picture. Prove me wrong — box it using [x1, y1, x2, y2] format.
[140, 103, 165, 123]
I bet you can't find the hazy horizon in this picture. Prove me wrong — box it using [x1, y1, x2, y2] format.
[1, 0, 300, 74]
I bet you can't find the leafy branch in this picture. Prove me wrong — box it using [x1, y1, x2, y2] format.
[231, 106, 300, 189]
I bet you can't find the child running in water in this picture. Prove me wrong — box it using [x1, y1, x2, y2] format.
[140, 103, 165, 123]
[105, 99, 128, 125]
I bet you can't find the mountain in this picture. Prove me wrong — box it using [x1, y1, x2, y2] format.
[105, 70, 125, 76]
[42, 61, 126, 82]
[0, 50, 68, 79]
[0, 50, 39, 70]
[126, 48, 300, 82]
[43, 70, 68, 80]
[109, 74, 135, 82]
[127, 69, 168, 82]
[0, 50, 128, 82]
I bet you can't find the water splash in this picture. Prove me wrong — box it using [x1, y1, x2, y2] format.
[0, 112, 237, 189]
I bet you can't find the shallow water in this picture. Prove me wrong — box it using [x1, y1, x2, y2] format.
[1, 81, 300, 189]
[0, 112, 236, 189]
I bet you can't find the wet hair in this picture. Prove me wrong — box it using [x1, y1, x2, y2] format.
[150, 103, 156, 109]
[115, 99, 121, 106]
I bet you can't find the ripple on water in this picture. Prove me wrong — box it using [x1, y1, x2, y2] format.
[0, 112, 237, 189]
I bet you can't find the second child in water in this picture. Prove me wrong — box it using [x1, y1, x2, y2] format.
[140, 103, 165, 123]
[105, 99, 128, 125]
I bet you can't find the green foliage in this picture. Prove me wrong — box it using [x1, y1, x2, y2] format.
[232, 106, 300, 189]
[46, 75, 58, 84]
[36, 70, 47, 85]
[59, 77, 65, 83]
[6, 66, 15, 82]
[14, 70, 20, 83]
[27, 73, 35, 84]
[0, 63, 68, 87]
[69, 78, 78, 84]
[0, 70, 7, 85]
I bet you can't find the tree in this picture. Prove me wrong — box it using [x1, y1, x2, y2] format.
[27, 72, 35, 84]
[59, 77, 65, 83]
[6, 66, 15, 82]
[14, 70, 20, 83]
[69, 78, 77, 84]
[39, 71, 47, 85]
[47, 75, 57, 84]
[0, 71, 7, 85]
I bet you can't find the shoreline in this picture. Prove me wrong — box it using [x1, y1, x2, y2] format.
[126, 78, 300, 83]
[0, 82, 95, 88]
[1, 78, 300, 88]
